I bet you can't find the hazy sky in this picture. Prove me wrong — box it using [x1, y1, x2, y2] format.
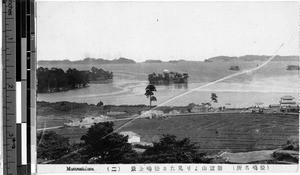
[37, 1, 298, 61]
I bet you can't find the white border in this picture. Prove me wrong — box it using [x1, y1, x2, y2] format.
[33, 0, 300, 174]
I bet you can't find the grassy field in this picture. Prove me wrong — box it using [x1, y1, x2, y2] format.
[39, 112, 299, 153]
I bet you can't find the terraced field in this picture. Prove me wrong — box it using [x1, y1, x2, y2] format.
[45, 113, 299, 154]
[116, 113, 299, 153]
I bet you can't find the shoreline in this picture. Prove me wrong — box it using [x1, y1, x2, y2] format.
[37, 89, 298, 109]
[37, 85, 90, 94]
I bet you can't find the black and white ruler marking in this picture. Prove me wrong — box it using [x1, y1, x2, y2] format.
[2, 0, 36, 174]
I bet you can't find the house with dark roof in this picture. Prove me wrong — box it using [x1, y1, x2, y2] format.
[279, 96, 297, 108]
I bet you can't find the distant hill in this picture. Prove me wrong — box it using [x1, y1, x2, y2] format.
[204, 55, 299, 62]
[38, 55, 298, 66]
[144, 60, 163, 63]
[206, 56, 239, 62]
[38, 57, 136, 65]
[240, 55, 299, 62]
[168, 60, 187, 63]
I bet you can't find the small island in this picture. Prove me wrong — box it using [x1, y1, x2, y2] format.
[168, 60, 187, 63]
[37, 67, 113, 93]
[89, 67, 113, 83]
[148, 71, 189, 85]
[287, 65, 299, 70]
[229, 65, 240, 71]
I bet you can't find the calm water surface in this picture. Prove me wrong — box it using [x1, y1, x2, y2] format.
[38, 74, 298, 108]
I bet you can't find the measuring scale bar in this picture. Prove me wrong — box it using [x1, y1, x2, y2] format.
[3, 0, 18, 174]
[2, 0, 36, 175]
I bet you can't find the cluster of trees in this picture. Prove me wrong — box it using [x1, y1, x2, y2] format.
[37, 67, 89, 93]
[37, 131, 72, 161]
[229, 65, 240, 71]
[187, 93, 218, 112]
[148, 72, 189, 85]
[140, 134, 206, 163]
[37, 122, 208, 164]
[37, 67, 113, 93]
[89, 67, 113, 81]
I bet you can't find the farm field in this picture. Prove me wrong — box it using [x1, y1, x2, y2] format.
[40, 113, 299, 153]
[117, 113, 299, 153]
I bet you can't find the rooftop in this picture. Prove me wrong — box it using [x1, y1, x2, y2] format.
[280, 101, 297, 104]
[280, 96, 295, 100]
[119, 131, 140, 138]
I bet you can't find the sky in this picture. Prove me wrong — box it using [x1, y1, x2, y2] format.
[36, 1, 299, 62]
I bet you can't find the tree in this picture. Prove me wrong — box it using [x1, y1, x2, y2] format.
[80, 122, 138, 164]
[37, 67, 113, 93]
[163, 72, 170, 84]
[187, 103, 196, 112]
[37, 131, 71, 161]
[148, 73, 158, 84]
[66, 68, 82, 88]
[89, 67, 113, 81]
[139, 134, 207, 163]
[145, 84, 157, 106]
[97, 101, 104, 107]
[229, 65, 240, 71]
[211, 93, 218, 103]
[51, 68, 68, 91]
[148, 71, 189, 85]
[37, 67, 48, 93]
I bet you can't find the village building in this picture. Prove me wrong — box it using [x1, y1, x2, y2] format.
[64, 115, 110, 128]
[140, 110, 165, 119]
[190, 105, 208, 113]
[279, 96, 297, 108]
[269, 104, 280, 108]
[119, 131, 141, 143]
[169, 110, 180, 115]
[80, 116, 109, 123]
[265, 104, 281, 113]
